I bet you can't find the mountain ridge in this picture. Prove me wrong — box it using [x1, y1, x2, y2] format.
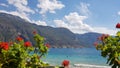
[0, 13, 101, 48]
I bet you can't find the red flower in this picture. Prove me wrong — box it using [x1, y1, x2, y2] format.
[116, 23, 120, 28]
[45, 43, 50, 48]
[24, 41, 32, 47]
[3, 44, 9, 50]
[62, 60, 70, 67]
[94, 42, 98, 46]
[98, 34, 109, 41]
[33, 30, 37, 35]
[0, 42, 9, 50]
[16, 36, 23, 41]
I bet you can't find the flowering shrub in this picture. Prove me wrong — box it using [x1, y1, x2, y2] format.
[94, 23, 120, 68]
[0, 31, 50, 68]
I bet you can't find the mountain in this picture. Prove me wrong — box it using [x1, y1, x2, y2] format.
[76, 32, 101, 47]
[0, 13, 101, 48]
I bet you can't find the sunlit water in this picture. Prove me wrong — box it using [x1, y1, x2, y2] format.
[42, 48, 111, 68]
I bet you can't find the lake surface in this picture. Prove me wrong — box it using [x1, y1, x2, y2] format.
[42, 48, 110, 68]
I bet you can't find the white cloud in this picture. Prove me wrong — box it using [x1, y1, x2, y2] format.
[54, 12, 117, 35]
[118, 11, 120, 15]
[0, 10, 31, 22]
[54, 20, 68, 27]
[7, 0, 34, 14]
[37, 0, 65, 14]
[0, 0, 35, 22]
[54, 12, 93, 34]
[93, 27, 117, 35]
[0, 10, 48, 26]
[77, 2, 91, 16]
[0, 0, 48, 26]
[0, 3, 8, 7]
[31, 20, 47, 26]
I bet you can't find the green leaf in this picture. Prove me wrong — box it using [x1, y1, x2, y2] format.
[116, 31, 120, 37]
[114, 52, 118, 58]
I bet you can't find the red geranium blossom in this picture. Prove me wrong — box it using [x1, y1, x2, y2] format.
[45, 43, 50, 48]
[3, 44, 9, 50]
[24, 41, 32, 47]
[33, 30, 37, 35]
[0, 42, 9, 50]
[97, 34, 109, 41]
[94, 42, 98, 47]
[16, 36, 23, 41]
[62, 60, 70, 67]
[116, 23, 120, 28]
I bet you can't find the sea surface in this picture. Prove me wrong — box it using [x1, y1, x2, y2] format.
[42, 48, 111, 68]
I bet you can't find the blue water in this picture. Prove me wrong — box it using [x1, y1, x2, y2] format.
[42, 48, 108, 66]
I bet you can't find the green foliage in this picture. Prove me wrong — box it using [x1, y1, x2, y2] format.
[95, 33, 120, 68]
[0, 33, 50, 68]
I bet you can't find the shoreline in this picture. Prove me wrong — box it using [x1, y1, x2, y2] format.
[49, 63, 111, 68]
[72, 63, 111, 68]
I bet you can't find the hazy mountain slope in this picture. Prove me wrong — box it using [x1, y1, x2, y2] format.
[0, 13, 101, 48]
[76, 32, 101, 47]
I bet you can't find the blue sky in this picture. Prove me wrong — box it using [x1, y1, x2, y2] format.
[0, 0, 120, 35]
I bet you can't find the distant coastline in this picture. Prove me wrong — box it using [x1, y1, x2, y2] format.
[51, 45, 84, 48]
